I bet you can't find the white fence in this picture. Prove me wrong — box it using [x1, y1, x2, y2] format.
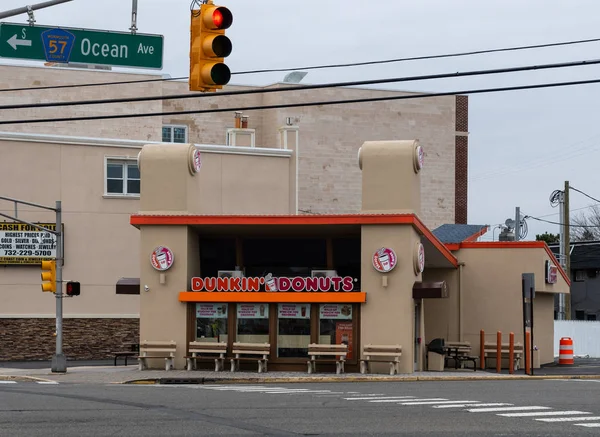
[554, 320, 600, 357]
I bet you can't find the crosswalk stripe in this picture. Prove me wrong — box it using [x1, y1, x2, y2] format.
[0, 381, 17, 384]
[368, 398, 421, 403]
[466, 406, 551, 413]
[400, 400, 480, 406]
[344, 396, 415, 401]
[37, 381, 59, 385]
[537, 416, 600, 423]
[498, 410, 591, 418]
[575, 423, 600, 427]
[434, 403, 513, 409]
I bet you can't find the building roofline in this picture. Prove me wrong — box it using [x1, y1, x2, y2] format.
[0, 131, 292, 157]
[129, 213, 459, 268]
[455, 241, 571, 286]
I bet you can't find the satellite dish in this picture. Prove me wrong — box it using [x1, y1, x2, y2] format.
[505, 218, 516, 229]
[283, 71, 308, 84]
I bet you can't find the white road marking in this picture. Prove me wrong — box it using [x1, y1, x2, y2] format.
[36, 381, 59, 385]
[466, 406, 551, 413]
[537, 416, 600, 422]
[498, 410, 592, 418]
[434, 403, 513, 409]
[400, 400, 480, 406]
[575, 423, 600, 427]
[0, 381, 17, 384]
[344, 396, 415, 401]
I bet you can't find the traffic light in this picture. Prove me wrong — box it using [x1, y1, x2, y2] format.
[66, 281, 80, 297]
[41, 260, 56, 293]
[189, 1, 233, 92]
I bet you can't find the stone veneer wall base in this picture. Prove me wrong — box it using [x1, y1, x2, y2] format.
[0, 318, 139, 361]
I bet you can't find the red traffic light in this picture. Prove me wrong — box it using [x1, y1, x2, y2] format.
[66, 281, 80, 296]
[204, 6, 233, 30]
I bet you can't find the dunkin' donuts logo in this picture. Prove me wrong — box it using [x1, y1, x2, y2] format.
[150, 246, 174, 271]
[191, 275, 355, 292]
[372, 247, 397, 273]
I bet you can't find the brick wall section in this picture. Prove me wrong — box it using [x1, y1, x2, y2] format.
[455, 95, 469, 224]
[0, 318, 139, 361]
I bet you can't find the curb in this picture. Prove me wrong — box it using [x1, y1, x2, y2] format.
[0, 375, 58, 383]
[121, 374, 600, 385]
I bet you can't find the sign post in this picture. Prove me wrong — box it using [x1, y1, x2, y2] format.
[0, 22, 163, 69]
[522, 273, 535, 376]
[0, 196, 66, 373]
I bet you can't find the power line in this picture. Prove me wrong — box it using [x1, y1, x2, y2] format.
[3, 36, 600, 93]
[525, 215, 600, 228]
[3, 57, 600, 111]
[233, 37, 600, 75]
[531, 203, 600, 219]
[570, 186, 600, 204]
[3, 76, 600, 126]
[0, 76, 188, 94]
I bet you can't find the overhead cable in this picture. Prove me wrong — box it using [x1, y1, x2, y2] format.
[4, 77, 600, 125]
[3, 57, 600, 111]
[2, 36, 600, 92]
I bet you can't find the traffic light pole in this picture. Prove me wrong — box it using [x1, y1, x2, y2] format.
[52, 200, 66, 373]
[0, 196, 66, 373]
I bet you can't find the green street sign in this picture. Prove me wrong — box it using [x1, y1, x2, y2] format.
[0, 22, 163, 69]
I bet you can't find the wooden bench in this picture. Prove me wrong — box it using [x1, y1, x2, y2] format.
[112, 343, 139, 366]
[307, 343, 348, 374]
[138, 340, 176, 371]
[230, 342, 270, 373]
[185, 341, 227, 371]
[484, 342, 524, 370]
[360, 344, 402, 375]
[445, 341, 478, 371]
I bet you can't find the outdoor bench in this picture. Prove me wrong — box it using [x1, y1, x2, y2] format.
[230, 342, 270, 373]
[307, 343, 348, 374]
[360, 344, 402, 375]
[185, 341, 227, 371]
[138, 340, 176, 371]
[484, 342, 523, 370]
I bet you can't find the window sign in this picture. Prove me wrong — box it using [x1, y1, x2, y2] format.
[319, 304, 352, 320]
[196, 303, 228, 319]
[278, 303, 310, 319]
[237, 303, 268, 319]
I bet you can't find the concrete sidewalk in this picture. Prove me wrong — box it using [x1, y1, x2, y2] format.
[2, 361, 600, 385]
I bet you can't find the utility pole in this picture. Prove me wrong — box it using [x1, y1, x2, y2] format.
[0, 196, 66, 373]
[565, 180, 571, 320]
[0, 0, 73, 20]
[515, 206, 521, 241]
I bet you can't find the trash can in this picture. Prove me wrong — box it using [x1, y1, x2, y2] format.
[427, 338, 445, 372]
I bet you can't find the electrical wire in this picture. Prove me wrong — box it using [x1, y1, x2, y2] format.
[3, 57, 600, 111]
[3, 76, 600, 125]
[550, 190, 564, 207]
[525, 215, 600, 228]
[2, 36, 600, 93]
[570, 186, 600, 204]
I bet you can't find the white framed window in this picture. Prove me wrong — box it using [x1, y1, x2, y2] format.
[104, 157, 140, 197]
[162, 125, 188, 143]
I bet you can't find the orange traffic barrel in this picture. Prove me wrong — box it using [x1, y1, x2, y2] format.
[559, 337, 574, 365]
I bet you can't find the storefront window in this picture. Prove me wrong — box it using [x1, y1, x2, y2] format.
[237, 303, 269, 343]
[277, 304, 311, 358]
[319, 304, 354, 359]
[196, 303, 228, 343]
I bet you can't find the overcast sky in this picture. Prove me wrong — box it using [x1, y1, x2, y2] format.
[2, 0, 600, 241]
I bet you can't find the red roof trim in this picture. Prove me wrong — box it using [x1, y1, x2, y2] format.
[129, 213, 459, 268]
[457, 241, 571, 286]
[463, 226, 490, 242]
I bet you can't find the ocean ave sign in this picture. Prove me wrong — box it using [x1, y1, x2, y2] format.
[0, 22, 163, 69]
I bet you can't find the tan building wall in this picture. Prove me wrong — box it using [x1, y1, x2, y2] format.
[424, 246, 570, 366]
[0, 64, 463, 229]
[0, 137, 294, 319]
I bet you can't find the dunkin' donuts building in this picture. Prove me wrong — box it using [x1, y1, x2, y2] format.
[132, 140, 569, 373]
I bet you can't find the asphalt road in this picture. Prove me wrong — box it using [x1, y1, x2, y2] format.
[1, 379, 600, 436]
